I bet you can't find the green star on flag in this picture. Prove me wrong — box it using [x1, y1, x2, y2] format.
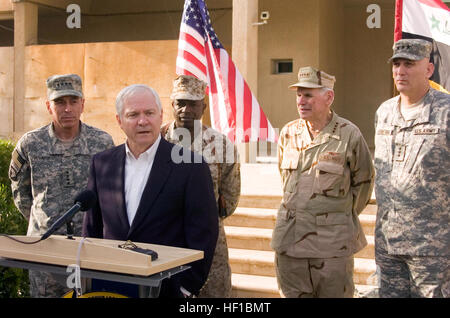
[430, 15, 440, 31]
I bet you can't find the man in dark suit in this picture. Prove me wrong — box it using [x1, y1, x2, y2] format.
[82, 84, 219, 298]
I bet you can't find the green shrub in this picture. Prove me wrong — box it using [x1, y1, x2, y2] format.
[0, 139, 29, 298]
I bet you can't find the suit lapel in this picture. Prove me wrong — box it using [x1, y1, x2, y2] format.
[112, 145, 130, 233]
[128, 138, 173, 235]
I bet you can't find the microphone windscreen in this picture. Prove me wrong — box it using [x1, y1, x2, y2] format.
[74, 190, 97, 211]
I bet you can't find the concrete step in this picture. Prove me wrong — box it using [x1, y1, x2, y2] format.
[225, 225, 375, 258]
[359, 213, 376, 236]
[228, 248, 377, 286]
[224, 207, 277, 229]
[229, 248, 276, 277]
[231, 273, 280, 298]
[362, 204, 377, 215]
[226, 207, 376, 236]
[225, 226, 273, 251]
[355, 235, 374, 259]
[231, 273, 377, 298]
[238, 194, 282, 209]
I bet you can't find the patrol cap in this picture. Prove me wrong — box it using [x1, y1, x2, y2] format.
[289, 66, 335, 90]
[170, 75, 207, 100]
[46, 74, 83, 101]
[389, 39, 432, 62]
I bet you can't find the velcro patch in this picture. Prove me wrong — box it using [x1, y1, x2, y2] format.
[318, 151, 345, 166]
[376, 129, 393, 136]
[9, 149, 26, 179]
[413, 127, 440, 135]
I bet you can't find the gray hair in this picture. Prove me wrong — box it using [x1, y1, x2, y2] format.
[115, 84, 162, 117]
[319, 87, 333, 95]
[319, 87, 335, 105]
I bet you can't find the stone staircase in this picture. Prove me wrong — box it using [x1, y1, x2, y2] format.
[224, 163, 378, 298]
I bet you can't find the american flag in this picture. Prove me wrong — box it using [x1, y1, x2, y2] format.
[176, 0, 278, 143]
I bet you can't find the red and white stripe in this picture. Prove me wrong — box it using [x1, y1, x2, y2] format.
[395, 0, 450, 45]
[176, 15, 277, 143]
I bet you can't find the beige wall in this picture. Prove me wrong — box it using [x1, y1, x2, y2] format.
[318, 0, 345, 116]
[258, 0, 395, 149]
[4, 40, 179, 144]
[258, 0, 320, 131]
[257, 0, 347, 132]
[342, 3, 395, 149]
[2, 0, 397, 151]
[37, 0, 232, 47]
[0, 47, 13, 137]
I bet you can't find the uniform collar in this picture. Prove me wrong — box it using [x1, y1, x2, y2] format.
[293, 112, 341, 151]
[166, 121, 211, 153]
[125, 134, 161, 161]
[320, 111, 341, 141]
[297, 112, 341, 139]
[47, 121, 88, 154]
[392, 88, 433, 127]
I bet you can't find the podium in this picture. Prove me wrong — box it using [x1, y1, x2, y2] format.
[0, 235, 203, 297]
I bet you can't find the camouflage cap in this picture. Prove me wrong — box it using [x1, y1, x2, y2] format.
[289, 66, 335, 90]
[46, 74, 83, 101]
[170, 75, 207, 100]
[389, 39, 432, 62]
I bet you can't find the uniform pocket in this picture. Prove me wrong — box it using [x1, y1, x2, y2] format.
[271, 208, 296, 252]
[312, 160, 345, 197]
[280, 150, 300, 170]
[316, 212, 348, 225]
[315, 212, 351, 255]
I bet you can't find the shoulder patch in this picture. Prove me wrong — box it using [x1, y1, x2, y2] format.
[9, 149, 26, 180]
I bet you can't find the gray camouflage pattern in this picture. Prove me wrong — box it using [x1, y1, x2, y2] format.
[376, 237, 449, 298]
[9, 121, 114, 297]
[389, 39, 432, 62]
[374, 88, 449, 298]
[374, 88, 450, 257]
[46, 74, 83, 101]
[162, 121, 240, 298]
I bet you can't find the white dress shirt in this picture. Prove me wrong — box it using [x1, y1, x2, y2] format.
[124, 135, 161, 225]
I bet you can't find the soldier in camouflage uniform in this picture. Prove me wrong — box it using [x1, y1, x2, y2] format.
[374, 39, 449, 298]
[8, 74, 115, 297]
[161, 75, 240, 298]
[271, 67, 374, 297]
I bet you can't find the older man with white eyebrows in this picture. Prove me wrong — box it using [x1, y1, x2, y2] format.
[271, 67, 374, 298]
[83, 84, 218, 298]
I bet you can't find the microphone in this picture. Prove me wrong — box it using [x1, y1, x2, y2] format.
[40, 190, 97, 241]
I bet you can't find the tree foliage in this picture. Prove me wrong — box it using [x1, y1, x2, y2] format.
[0, 139, 29, 298]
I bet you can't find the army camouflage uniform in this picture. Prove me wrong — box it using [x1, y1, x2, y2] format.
[9, 122, 114, 297]
[374, 88, 450, 298]
[162, 121, 240, 298]
[271, 112, 374, 297]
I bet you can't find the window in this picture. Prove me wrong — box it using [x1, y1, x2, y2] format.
[272, 59, 293, 74]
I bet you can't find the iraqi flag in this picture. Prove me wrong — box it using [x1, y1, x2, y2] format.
[395, 0, 450, 93]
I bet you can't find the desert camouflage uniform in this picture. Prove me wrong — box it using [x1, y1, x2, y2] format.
[271, 112, 374, 297]
[162, 121, 240, 298]
[374, 88, 450, 298]
[9, 122, 114, 298]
